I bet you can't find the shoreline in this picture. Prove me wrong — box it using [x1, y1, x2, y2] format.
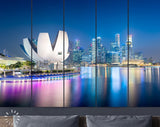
[0, 71, 80, 81]
[1, 66, 160, 81]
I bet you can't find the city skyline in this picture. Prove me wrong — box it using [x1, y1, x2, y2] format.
[0, 32, 158, 63]
[71, 33, 147, 65]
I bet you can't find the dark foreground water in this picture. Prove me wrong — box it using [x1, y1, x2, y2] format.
[0, 66, 160, 107]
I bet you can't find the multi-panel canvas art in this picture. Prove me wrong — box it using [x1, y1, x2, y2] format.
[0, 0, 160, 107]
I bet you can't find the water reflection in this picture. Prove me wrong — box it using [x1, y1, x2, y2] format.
[0, 80, 31, 106]
[1, 66, 160, 107]
[129, 66, 160, 106]
[32, 80, 63, 107]
[97, 67, 127, 107]
[68, 67, 96, 107]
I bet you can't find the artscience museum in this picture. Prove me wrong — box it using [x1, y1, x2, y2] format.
[20, 30, 70, 66]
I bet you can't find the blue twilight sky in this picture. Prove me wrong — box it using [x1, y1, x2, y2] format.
[0, 0, 160, 60]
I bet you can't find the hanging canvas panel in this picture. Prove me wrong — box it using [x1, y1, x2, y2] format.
[97, 0, 128, 107]
[0, 0, 31, 107]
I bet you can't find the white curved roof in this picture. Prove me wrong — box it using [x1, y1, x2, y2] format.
[51, 31, 69, 62]
[37, 33, 53, 60]
[23, 38, 44, 62]
[22, 30, 70, 63]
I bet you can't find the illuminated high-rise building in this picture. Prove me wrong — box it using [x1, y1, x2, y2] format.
[110, 34, 120, 52]
[135, 52, 143, 60]
[109, 34, 121, 64]
[126, 34, 134, 60]
[129, 35, 132, 44]
[82, 44, 92, 64]
[75, 39, 80, 48]
[97, 37, 102, 63]
[100, 44, 107, 63]
[121, 43, 127, 61]
[72, 40, 84, 64]
[91, 38, 96, 64]
[91, 37, 106, 64]
[115, 34, 120, 48]
[110, 42, 117, 52]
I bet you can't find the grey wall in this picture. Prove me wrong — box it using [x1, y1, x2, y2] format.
[1, 108, 160, 116]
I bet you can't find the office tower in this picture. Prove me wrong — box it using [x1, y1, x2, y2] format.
[112, 52, 120, 64]
[115, 34, 120, 48]
[129, 35, 132, 43]
[110, 34, 121, 52]
[91, 37, 106, 64]
[101, 45, 107, 63]
[106, 51, 112, 64]
[109, 34, 121, 64]
[91, 38, 96, 64]
[106, 51, 119, 64]
[110, 42, 117, 52]
[97, 37, 102, 63]
[72, 40, 84, 64]
[135, 52, 143, 60]
[121, 43, 127, 61]
[97, 37, 101, 63]
[82, 43, 92, 64]
[75, 39, 80, 48]
[126, 34, 134, 60]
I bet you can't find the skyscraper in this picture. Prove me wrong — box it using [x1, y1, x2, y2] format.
[115, 34, 120, 48]
[126, 34, 134, 60]
[110, 42, 117, 52]
[75, 39, 80, 48]
[134, 52, 143, 60]
[91, 37, 106, 64]
[91, 38, 96, 64]
[72, 40, 84, 64]
[121, 43, 127, 61]
[97, 37, 102, 63]
[82, 43, 92, 64]
[108, 34, 121, 64]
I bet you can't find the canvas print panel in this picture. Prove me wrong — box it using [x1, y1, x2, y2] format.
[30, 0, 64, 107]
[96, 0, 128, 107]
[129, 0, 160, 107]
[64, 0, 96, 107]
[0, 0, 31, 106]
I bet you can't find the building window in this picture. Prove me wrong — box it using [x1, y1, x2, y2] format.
[58, 52, 62, 55]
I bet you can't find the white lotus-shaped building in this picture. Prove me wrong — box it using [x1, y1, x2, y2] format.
[21, 31, 70, 63]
